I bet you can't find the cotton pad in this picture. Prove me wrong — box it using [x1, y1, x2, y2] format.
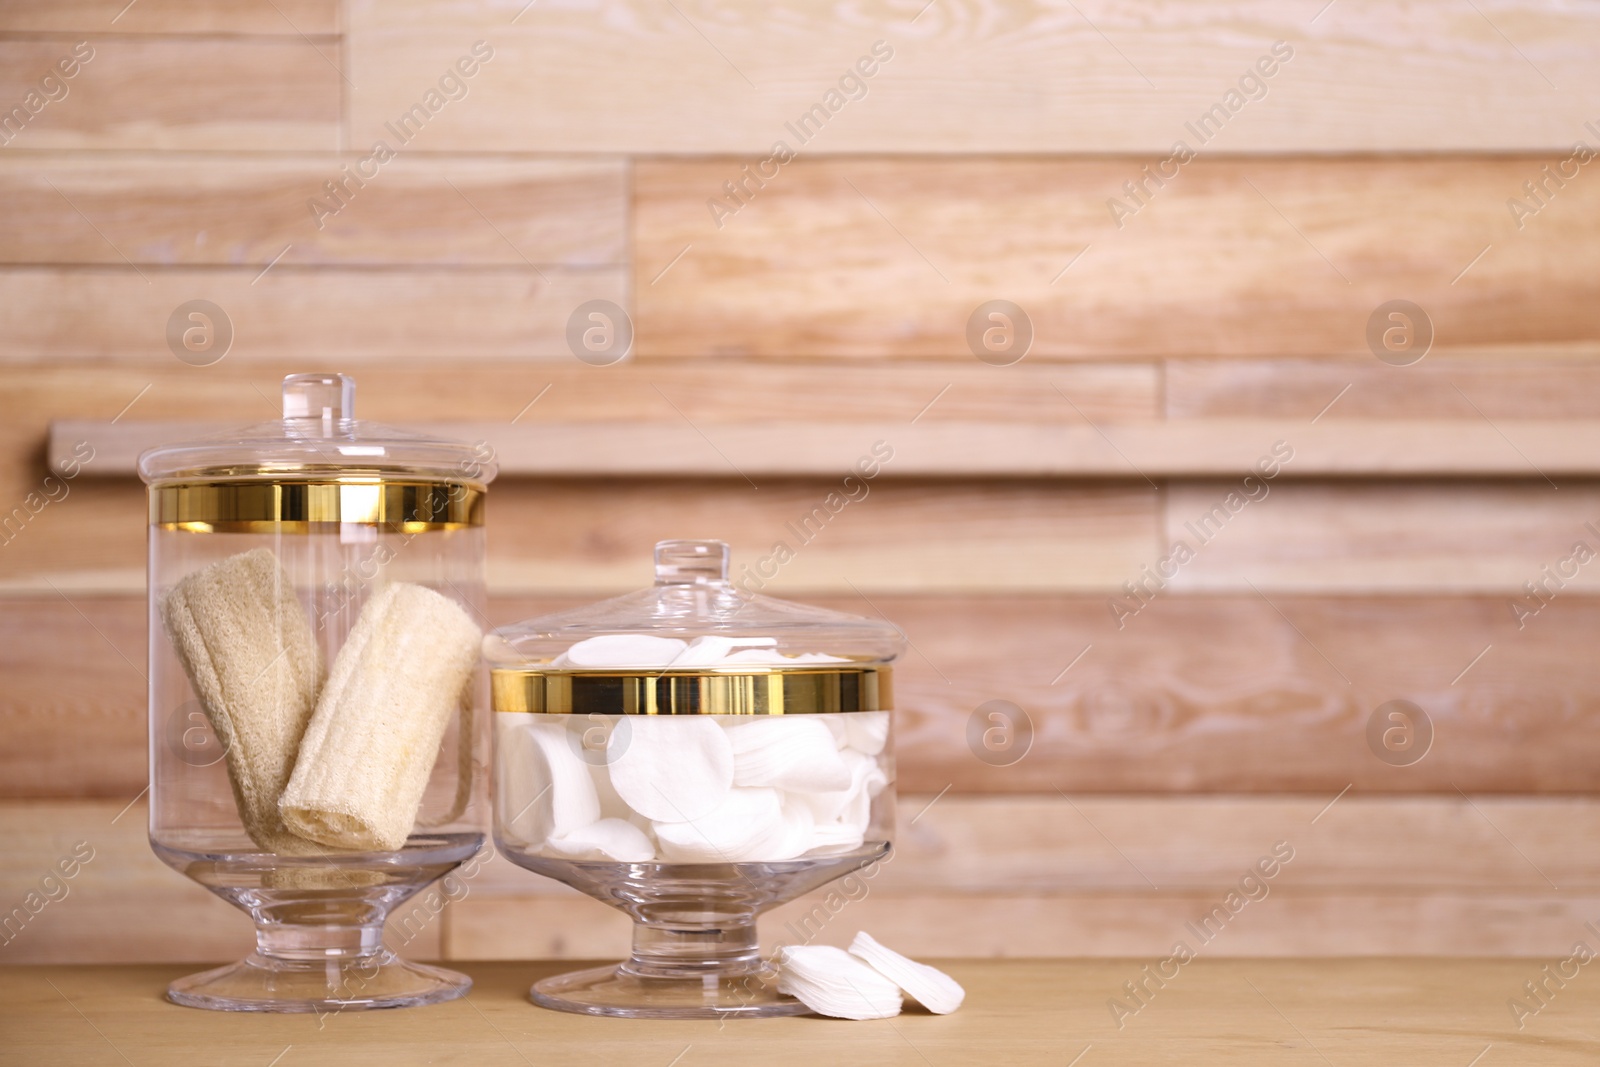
[795, 747, 887, 827]
[653, 786, 786, 862]
[848, 931, 965, 1014]
[777, 945, 902, 1019]
[544, 817, 656, 862]
[727, 717, 851, 792]
[564, 634, 688, 667]
[496, 718, 601, 846]
[843, 712, 890, 756]
[607, 715, 734, 822]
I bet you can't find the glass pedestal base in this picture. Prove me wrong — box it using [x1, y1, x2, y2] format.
[509, 843, 891, 1020]
[168, 951, 470, 1014]
[532, 962, 806, 1019]
[153, 833, 484, 1013]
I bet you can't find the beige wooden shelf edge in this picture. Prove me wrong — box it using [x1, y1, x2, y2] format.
[48, 418, 1600, 479]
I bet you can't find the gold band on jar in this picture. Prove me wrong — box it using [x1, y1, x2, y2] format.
[491, 667, 892, 715]
[150, 480, 485, 532]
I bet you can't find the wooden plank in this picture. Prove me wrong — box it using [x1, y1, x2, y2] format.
[1164, 482, 1600, 593]
[447, 890, 1600, 961]
[876, 593, 1600, 794]
[0, 267, 625, 361]
[0, 39, 340, 150]
[0, 155, 626, 267]
[0, 801, 441, 965]
[633, 157, 1600, 359]
[4, 797, 1593, 963]
[0, 0, 339, 35]
[463, 795, 1600, 896]
[6, 961, 1599, 1066]
[348, 0, 1600, 153]
[6, 593, 1600, 798]
[49, 418, 1600, 479]
[0, 477, 1158, 594]
[1167, 358, 1600, 419]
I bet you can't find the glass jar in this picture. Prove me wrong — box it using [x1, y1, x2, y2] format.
[486, 539, 904, 1018]
[140, 373, 496, 1012]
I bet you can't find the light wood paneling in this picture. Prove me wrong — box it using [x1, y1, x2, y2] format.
[51, 418, 1600, 479]
[5, 797, 1593, 962]
[6, 593, 1597, 798]
[1166, 358, 1600, 419]
[0, 801, 440, 964]
[0, 39, 340, 150]
[465, 795, 1600, 895]
[0, 267, 625, 361]
[0, 156, 626, 267]
[0, 479, 1159, 593]
[1164, 481, 1600, 593]
[634, 157, 1600, 359]
[0, 1, 340, 35]
[448, 890, 1600, 960]
[348, 0, 1600, 153]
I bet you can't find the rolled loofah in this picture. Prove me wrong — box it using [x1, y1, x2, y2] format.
[497, 718, 601, 847]
[607, 715, 733, 822]
[848, 931, 965, 1014]
[727, 717, 852, 792]
[777, 945, 903, 1019]
[161, 547, 323, 855]
[280, 582, 481, 852]
[544, 817, 656, 862]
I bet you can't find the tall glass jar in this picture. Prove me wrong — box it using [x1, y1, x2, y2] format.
[486, 539, 904, 1018]
[140, 373, 496, 1012]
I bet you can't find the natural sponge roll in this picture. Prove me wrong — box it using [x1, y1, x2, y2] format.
[280, 582, 481, 852]
[161, 547, 322, 855]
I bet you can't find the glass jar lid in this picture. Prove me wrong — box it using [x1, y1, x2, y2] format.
[487, 540, 905, 714]
[138, 373, 497, 487]
[139, 374, 495, 532]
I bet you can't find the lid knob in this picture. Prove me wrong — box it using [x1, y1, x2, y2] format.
[281, 373, 354, 434]
[654, 540, 729, 585]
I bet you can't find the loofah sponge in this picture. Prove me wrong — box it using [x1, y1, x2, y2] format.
[161, 547, 323, 855]
[280, 582, 481, 852]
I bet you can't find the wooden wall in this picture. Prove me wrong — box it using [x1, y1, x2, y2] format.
[4, 0, 1600, 964]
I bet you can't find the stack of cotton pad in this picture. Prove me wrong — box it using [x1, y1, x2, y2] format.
[494, 633, 889, 863]
[777, 934, 965, 1019]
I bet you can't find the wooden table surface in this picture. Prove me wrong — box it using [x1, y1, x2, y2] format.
[1, 959, 1594, 1066]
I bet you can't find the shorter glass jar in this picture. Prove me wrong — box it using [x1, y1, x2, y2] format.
[486, 540, 904, 1018]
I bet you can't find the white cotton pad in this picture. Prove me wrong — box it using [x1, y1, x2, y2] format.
[796, 747, 887, 827]
[564, 634, 688, 667]
[809, 818, 866, 854]
[608, 715, 734, 822]
[727, 717, 852, 792]
[667, 636, 739, 666]
[496, 718, 601, 847]
[843, 711, 890, 756]
[544, 817, 656, 862]
[718, 648, 850, 666]
[848, 932, 965, 1014]
[777, 945, 903, 1020]
[653, 786, 785, 862]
